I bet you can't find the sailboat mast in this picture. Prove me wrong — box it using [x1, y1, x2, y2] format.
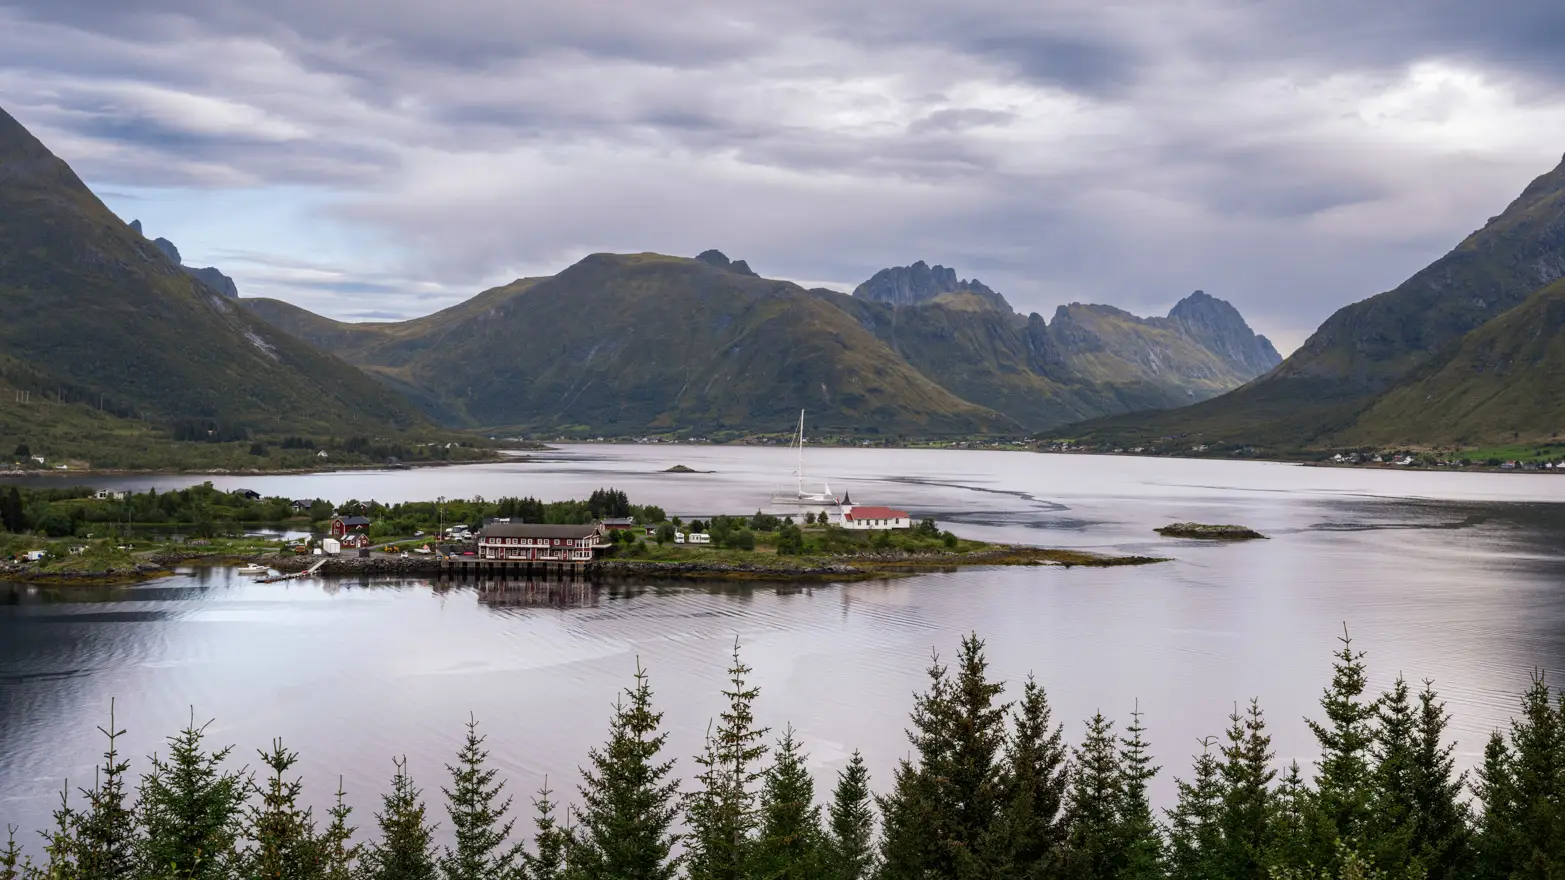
[797, 409, 806, 490]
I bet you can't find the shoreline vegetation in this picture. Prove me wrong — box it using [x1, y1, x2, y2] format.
[0, 486, 1163, 587]
[5, 632, 1564, 878]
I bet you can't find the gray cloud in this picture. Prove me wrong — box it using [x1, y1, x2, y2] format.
[2, 0, 1564, 350]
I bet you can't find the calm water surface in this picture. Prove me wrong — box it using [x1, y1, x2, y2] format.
[3, 446, 1565, 843]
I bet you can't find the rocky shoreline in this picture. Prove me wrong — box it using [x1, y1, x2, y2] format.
[3, 544, 1164, 587]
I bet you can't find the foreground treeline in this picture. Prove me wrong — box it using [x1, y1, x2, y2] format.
[6, 633, 1565, 880]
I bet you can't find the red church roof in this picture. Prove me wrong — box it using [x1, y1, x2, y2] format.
[844, 506, 909, 521]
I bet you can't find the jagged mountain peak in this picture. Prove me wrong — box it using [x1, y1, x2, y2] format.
[126, 218, 241, 299]
[854, 260, 1013, 312]
[1165, 289, 1282, 378]
[694, 249, 758, 276]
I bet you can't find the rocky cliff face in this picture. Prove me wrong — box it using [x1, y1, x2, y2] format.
[694, 249, 758, 277]
[1166, 290, 1281, 378]
[854, 261, 1012, 311]
[129, 220, 240, 299]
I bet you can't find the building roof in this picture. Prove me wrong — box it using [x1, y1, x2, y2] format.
[844, 506, 910, 521]
[600, 516, 636, 526]
[480, 523, 600, 540]
[334, 515, 372, 526]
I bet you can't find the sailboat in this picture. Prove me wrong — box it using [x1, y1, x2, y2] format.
[770, 410, 839, 507]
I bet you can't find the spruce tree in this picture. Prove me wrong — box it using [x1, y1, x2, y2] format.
[823, 751, 876, 880]
[136, 714, 249, 880]
[877, 635, 1008, 880]
[875, 653, 950, 880]
[1408, 681, 1469, 880]
[318, 779, 359, 880]
[1471, 732, 1516, 880]
[239, 738, 324, 880]
[686, 640, 768, 880]
[570, 661, 682, 880]
[72, 703, 137, 880]
[983, 676, 1069, 879]
[1165, 738, 1223, 880]
[1115, 704, 1164, 880]
[751, 727, 824, 880]
[1366, 677, 1418, 874]
[1487, 671, 1565, 876]
[1, 825, 27, 880]
[362, 757, 438, 880]
[520, 779, 567, 880]
[439, 715, 519, 880]
[1269, 761, 1311, 873]
[39, 789, 82, 880]
[1304, 628, 1379, 871]
[1060, 712, 1123, 880]
[1216, 700, 1278, 880]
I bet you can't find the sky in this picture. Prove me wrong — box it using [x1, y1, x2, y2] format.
[3, 1, 1564, 352]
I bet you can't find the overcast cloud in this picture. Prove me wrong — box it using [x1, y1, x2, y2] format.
[3, 0, 1564, 350]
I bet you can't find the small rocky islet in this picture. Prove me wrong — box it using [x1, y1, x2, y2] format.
[1155, 522, 1267, 540]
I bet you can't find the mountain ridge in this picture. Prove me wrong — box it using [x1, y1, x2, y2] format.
[242, 253, 1280, 435]
[0, 104, 427, 439]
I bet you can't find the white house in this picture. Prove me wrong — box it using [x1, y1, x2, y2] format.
[839, 505, 912, 530]
[93, 490, 128, 501]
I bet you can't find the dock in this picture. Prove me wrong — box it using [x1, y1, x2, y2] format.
[257, 558, 328, 583]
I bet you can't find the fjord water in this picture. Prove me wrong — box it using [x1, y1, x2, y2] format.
[3, 446, 1565, 840]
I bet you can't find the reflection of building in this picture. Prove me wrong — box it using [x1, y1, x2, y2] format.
[475, 580, 599, 609]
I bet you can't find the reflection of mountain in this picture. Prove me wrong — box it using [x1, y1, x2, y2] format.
[473, 580, 599, 609]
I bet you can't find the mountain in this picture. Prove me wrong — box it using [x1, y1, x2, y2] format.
[1066, 152, 1565, 449]
[1343, 278, 1565, 446]
[244, 251, 1279, 436]
[246, 253, 1016, 437]
[854, 261, 1013, 312]
[0, 104, 426, 437]
[824, 279, 1280, 429]
[129, 220, 240, 299]
[1167, 290, 1282, 377]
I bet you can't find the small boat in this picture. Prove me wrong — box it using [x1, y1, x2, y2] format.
[770, 410, 840, 507]
[237, 563, 270, 575]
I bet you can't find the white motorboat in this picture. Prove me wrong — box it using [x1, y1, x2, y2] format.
[237, 563, 270, 575]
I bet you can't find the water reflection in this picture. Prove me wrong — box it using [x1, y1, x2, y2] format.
[471, 580, 599, 610]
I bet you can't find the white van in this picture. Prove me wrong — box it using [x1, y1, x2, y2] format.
[673, 532, 685, 544]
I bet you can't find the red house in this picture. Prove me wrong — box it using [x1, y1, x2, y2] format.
[330, 515, 371, 538]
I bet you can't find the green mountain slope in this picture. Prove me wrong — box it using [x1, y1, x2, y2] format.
[0, 105, 427, 437]
[250, 254, 1015, 437]
[1069, 152, 1565, 449]
[1344, 278, 1565, 446]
